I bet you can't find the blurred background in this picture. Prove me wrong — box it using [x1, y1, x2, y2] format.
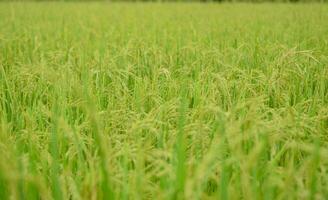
[1, 0, 327, 3]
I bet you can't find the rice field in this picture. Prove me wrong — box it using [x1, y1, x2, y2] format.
[0, 2, 328, 199]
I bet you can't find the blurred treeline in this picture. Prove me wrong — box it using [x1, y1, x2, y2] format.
[48, 0, 327, 1]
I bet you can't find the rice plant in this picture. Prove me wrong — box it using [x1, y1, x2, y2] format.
[0, 2, 328, 199]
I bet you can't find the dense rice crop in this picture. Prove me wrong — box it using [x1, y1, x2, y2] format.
[0, 2, 328, 199]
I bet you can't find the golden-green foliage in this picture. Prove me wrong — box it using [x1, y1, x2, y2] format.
[0, 3, 328, 199]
